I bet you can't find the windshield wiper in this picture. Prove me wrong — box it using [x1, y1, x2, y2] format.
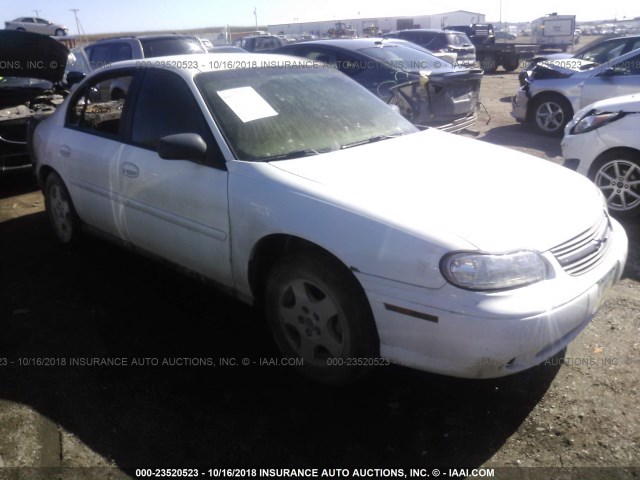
[262, 148, 322, 161]
[340, 134, 403, 150]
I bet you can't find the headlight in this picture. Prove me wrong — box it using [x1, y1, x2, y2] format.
[571, 111, 624, 135]
[441, 250, 548, 291]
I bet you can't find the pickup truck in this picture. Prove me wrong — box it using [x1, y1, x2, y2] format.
[445, 24, 539, 73]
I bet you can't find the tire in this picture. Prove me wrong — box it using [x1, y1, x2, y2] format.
[44, 173, 82, 245]
[590, 151, 640, 218]
[530, 94, 573, 136]
[479, 55, 497, 73]
[264, 252, 379, 385]
[502, 55, 520, 72]
[55, 29, 66, 36]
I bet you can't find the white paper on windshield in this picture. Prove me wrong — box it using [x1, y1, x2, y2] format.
[217, 86, 278, 123]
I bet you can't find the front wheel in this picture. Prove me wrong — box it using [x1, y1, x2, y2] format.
[591, 151, 640, 218]
[479, 55, 497, 73]
[530, 94, 572, 136]
[44, 173, 82, 245]
[54, 29, 66, 36]
[264, 253, 379, 385]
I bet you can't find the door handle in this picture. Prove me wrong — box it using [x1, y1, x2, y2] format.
[60, 145, 71, 158]
[121, 162, 140, 178]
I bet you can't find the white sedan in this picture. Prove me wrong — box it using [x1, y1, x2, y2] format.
[562, 93, 640, 217]
[4, 17, 68, 36]
[32, 53, 628, 384]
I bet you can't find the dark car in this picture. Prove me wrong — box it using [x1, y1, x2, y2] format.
[233, 35, 284, 52]
[0, 30, 70, 174]
[382, 29, 476, 66]
[519, 35, 640, 85]
[276, 38, 483, 132]
[83, 34, 206, 71]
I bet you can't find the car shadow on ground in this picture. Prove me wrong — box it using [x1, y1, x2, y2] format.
[0, 172, 39, 199]
[619, 218, 640, 282]
[479, 125, 562, 159]
[0, 212, 562, 472]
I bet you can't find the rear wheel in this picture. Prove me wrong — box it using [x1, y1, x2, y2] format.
[502, 55, 520, 72]
[530, 94, 572, 136]
[591, 151, 640, 218]
[264, 252, 379, 385]
[44, 173, 82, 245]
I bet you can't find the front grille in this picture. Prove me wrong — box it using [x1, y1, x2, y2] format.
[550, 212, 612, 276]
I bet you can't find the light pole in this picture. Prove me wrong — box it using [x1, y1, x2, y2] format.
[33, 10, 41, 18]
[254, 7, 257, 30]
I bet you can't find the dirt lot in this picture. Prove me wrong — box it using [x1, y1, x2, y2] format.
[0, 71, 639, 480]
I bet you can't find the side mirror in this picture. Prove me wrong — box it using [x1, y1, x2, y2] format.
[157, 133, 207, 162]
[599, 67, 627, 77]
[66, 71, 86, 87]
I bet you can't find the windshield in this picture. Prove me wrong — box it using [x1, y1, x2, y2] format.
[195, 66, 417, 161]
[358, 44, 450, 72]
[140, 37, 206, 57]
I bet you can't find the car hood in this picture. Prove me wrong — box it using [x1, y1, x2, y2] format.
[0, 30, 69, 83]
[268, 129, 604, 252]
[580, 93, 640, 113]
[535, 58, 596, 74]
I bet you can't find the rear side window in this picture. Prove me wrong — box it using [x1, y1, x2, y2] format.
[66, 71, 134, 138]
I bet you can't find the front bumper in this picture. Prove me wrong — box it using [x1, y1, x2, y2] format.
[356, 218, 628, 378]
[561, 128, 608, 177]
[433, 112, 478, 134]
[511, 89, 529, 122]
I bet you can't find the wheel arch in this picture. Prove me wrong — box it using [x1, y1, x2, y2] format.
[527, 90, 573, 122]
[248, 234, 363, 305]
[37, 165, 59, 190]
[589, 147, 640, 179]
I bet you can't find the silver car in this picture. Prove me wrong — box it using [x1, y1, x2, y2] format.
[512, 47, 640, 135]
[4, 17, 68, 36]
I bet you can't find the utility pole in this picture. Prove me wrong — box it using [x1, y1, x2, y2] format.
[254, 7, 258, 30]
[70, 9, 87, 42]
[33, 10, 41, 18]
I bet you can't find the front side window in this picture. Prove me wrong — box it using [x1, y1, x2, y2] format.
[196, 65, 416, 161]
[612, 53, 640, 75]
[66, 72, 134, 137]
[130, 69, 222, 166]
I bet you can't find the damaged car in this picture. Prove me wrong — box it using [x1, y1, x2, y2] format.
[276, 38, 483, 133]
[512, 47, 640, 135]
[0, 30, 70, 174]
[31, 53, 627, 384]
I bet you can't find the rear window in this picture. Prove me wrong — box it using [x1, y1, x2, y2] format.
[140, 37, 205, 58]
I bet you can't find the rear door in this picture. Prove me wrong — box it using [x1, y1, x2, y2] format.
[58, 68, 138, 240]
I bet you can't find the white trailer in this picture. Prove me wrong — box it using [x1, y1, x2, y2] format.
[531, 13, 576, 51]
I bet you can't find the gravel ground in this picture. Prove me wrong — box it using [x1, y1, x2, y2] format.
[0, 71, 638, 480]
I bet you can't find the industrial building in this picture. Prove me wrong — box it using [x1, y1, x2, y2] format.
[268, 10, 486, 37]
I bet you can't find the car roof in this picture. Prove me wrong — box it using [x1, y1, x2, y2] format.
[82, 53, 317, 78]
[91, 34, 201, 44]
[386, 29, 450, 34]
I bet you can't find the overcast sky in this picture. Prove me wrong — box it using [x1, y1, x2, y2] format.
[1, 0, 638, 35]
